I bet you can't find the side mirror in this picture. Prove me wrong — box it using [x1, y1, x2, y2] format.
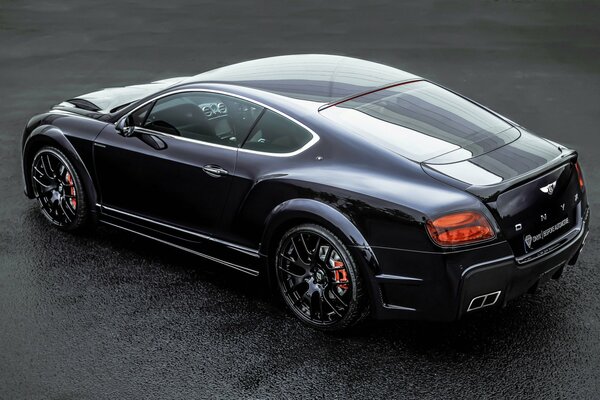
[115, 117, 136, 137]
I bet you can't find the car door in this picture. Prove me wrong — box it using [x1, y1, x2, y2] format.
[218, 109, 320, 248]
[93, 90, 263, 237]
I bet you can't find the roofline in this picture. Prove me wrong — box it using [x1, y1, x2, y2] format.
[318, 78, 425, 111]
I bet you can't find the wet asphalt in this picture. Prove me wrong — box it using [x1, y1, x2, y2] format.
[1, 1, 600, 399]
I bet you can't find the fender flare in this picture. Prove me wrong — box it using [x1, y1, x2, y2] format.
[22, 125, 99, 209]
[259, 198, 380, 274]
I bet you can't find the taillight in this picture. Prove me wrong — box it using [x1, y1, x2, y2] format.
[426, 211, 495, 246]
[575, 161, 585, 190]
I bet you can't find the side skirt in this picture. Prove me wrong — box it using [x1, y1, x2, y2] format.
[98, 209, 262, 277]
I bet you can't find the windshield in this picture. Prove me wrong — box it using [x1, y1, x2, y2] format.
[320, 80, 516, 162]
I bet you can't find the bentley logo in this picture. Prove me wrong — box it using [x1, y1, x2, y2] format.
[524, 234, 532, 248]
[540, 181, 557, 195]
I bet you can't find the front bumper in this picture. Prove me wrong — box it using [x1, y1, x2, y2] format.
[363, 205, 590, 321]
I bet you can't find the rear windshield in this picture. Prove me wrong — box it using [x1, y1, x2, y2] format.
[320, 80, 514, 162]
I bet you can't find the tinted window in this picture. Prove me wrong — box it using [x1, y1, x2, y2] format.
[242, 110, 313, 154]
[320, 81, 515, 162]
[139, 92, 263, 147]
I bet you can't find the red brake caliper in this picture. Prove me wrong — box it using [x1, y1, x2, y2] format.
[333, 260, 350, 291]
[65, 172, 76, 209]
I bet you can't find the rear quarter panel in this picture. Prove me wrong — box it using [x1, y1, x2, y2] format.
[222, 141, 483, 254]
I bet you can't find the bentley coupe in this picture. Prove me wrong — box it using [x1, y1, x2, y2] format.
[21, 55, 590, 330]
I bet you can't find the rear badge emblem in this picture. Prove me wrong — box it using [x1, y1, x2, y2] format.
[524, 234, 533, 248]
[540, 181, 557, 195]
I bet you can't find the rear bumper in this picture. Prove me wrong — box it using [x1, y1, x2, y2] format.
[458, 211, 588, 319]
[364, 205, 590, 321]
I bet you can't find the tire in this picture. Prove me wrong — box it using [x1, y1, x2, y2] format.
[274, 223, 369, 331]
[30, 146, 89, 231]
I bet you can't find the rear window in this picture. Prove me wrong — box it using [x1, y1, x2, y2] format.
[320, 81, 514, 162]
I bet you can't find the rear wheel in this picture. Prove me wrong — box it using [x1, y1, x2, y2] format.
[275, 223, 369, 331]
[30, 146, 89, 231]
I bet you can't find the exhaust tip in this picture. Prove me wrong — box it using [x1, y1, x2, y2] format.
[467, 291, 501, 312]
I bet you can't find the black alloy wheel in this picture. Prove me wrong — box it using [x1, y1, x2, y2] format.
[31, 147, 88, 230]
[275, 224, 368, 330]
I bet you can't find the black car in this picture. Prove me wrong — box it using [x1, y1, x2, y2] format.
[21, 54, 590, 330]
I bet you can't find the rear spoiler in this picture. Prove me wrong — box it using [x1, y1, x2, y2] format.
[466, 149, 577, 201]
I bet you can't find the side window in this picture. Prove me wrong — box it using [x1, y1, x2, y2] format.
[138, 92, 263, 147]
[242, 110, 313, 154]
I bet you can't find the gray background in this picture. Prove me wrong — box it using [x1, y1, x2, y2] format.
[1, 0, 599, 398]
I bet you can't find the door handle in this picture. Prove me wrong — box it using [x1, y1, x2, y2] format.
[202, 165, 229, 178]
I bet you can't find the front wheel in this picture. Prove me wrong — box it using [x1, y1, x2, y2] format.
[30, 146, 89, 231]
[275, 223, 369, 331]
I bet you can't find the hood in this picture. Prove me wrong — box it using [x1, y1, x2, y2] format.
[59, 77, 189, 113]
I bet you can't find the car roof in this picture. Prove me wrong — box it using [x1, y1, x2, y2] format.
[67, 55, 419, 114]
[180, 54, 420, 104]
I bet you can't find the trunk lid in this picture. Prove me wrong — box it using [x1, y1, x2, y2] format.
[423, 130, 582, 259]
[424, 130, 562, 186]
[490, 161, 581, 258]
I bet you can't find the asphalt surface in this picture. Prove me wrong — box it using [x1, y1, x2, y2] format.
[1, 1, 600, 399]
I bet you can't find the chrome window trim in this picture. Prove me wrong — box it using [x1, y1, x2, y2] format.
[116, 88, 320, 157]
[100, 204, 260, 258]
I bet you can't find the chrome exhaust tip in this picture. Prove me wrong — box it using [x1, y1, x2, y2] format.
[467, 291, 501, 312]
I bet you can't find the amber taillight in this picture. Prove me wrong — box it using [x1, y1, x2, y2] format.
[426, 211, 495, 246]
[575, 161, 585, 190]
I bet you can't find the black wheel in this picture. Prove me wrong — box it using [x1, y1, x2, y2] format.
[275, 223, 369, 331]
[30, 146, 88, 231]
